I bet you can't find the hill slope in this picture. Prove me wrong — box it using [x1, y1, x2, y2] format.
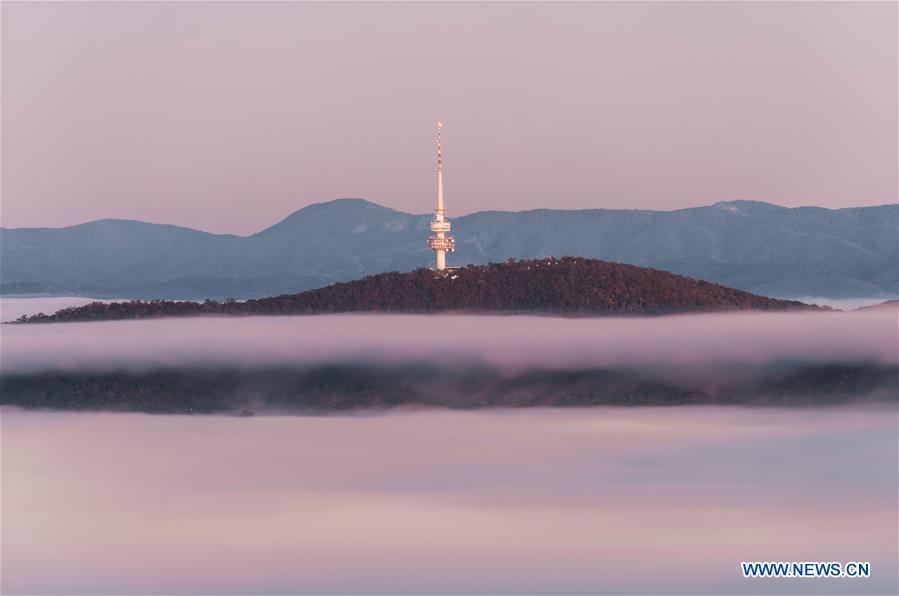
[2, 199, 896, 299]
[857, 299, 899, 311]
[16, 257, 815, 323]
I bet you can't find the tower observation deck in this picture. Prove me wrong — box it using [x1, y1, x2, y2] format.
[428, 121, 455, 270]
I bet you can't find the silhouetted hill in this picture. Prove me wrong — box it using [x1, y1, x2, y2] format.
[16, 257, 816, 323]
[2, 199, 896, 300]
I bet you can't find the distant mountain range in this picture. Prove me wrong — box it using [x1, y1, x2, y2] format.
[1, 199, 896, 300]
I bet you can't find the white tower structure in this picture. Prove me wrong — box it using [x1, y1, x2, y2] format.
[428, 121, 455, 270]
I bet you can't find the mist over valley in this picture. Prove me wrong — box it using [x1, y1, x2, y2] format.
[3, 310, 895, 413]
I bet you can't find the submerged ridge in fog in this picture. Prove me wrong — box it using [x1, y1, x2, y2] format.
[3, 362, 896, 413]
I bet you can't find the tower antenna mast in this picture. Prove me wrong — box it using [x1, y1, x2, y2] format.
[428, 121, 455, 270]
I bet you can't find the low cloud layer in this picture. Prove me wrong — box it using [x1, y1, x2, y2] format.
[3, 407, 896, 594]
[2, 312, 896, 374]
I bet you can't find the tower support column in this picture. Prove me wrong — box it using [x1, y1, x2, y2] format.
[428, 121, 455, 270]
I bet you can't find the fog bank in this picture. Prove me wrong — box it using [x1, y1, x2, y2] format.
[2, 312, 896, 375]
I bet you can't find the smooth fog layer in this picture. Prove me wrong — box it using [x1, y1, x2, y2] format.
[1, 312, 896, 374]
[2, 407, 896, 594]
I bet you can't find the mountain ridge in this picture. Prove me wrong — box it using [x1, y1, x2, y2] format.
[6, 198, 896, 235]
[2, 199, 896, 300]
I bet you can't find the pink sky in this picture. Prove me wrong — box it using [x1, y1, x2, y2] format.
[2, 2, 896, 234]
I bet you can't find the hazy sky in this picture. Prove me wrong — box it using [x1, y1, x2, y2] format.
[2, 2, 896, 234]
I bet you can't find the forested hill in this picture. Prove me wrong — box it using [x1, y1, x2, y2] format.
[16, 258, 816, 323]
